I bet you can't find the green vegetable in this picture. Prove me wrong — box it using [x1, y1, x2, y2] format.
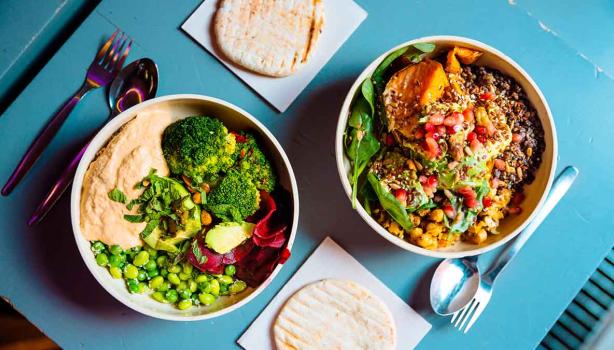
[91, 241, 105, 254]
[412, 42, 436, 54]
[109, 266, 122, 279]
[109, 245, 123, 256]
[345, 79, 381, 208]
[168, 273, 181, 285]
[133, 251, 150, 267]
[232, 132, 277, 193]
[229, 280, 247, 294]
[144, 259, 157, 271]
[224, 265, 236, 276]
[191, 239, 207, 264]
[447, 181, 490, 233]
[165, 289, 179, 303]
[95, 253, 108, 267]
[162, 116, 236, 184]
[107, 188, 127, 204]
[367, 172, 413, 231]
[207, 169, 260, 222]
[198, 293, 215, 305]
[149, 276, 164, 290]
[124, 264, 139, 279]
[146, 269, 159, 279]
[108, 254, 123, 268]
[152, 291, 166, 303]
[208, 279, 220, 296]
[177, 299, 192, 310]
[136, 270, 147, 281]
[205, 221, 254, 254]
[218, 275, 233, 285]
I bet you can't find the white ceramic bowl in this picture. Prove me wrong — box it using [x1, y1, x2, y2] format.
[71, 94, 299, 320]
[335, 36, 557, 258]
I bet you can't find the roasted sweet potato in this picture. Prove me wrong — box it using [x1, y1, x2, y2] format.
[445, 46, 483, 73]
[383, 59, 449, 137]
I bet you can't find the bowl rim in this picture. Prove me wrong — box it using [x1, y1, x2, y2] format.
[71, 93, 299, 320]
[334, 35, 558, 258]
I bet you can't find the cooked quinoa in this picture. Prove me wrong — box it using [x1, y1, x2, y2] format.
[346, 44, 545, 250]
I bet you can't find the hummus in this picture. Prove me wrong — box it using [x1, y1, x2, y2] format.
[80, 108, 175, 248]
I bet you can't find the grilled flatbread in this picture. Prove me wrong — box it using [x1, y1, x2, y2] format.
[214, 0, 324, 77]
[273, 279, 396, 350]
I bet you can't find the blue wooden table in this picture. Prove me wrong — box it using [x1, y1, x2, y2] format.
[1, 1, 613, 349]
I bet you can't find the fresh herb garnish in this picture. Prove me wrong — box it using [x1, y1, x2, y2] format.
[123, 214, 145, 223]
[108, 188, 127, 204]
[191, 239, 207, 264]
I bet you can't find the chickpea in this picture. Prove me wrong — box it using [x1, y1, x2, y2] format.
[388, 222, 404, 237]
[200, 210, 212, 226]
[410, 214, 421, 226]
[425, 222, 442, 235]
[470, 229, 488, 244]
[429, 209, 444, 223]
[417, 234, 434, 248]
[409, 227, 423, 241]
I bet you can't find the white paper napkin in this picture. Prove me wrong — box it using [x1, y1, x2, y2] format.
[181, 0, 367, 112]
[238, 237, 431, 350]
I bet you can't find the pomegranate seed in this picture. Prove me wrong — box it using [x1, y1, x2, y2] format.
[512, 133, 523, 143]
[394, 189, 408, 203]
[427, 175, 438, 188]
[508, 207, 522, 215]
[467, 131, 477, 142]
[494, 159, 506, 170]
[479, 92, 496, 101]
[443, 204, 455, 218]
[436, 125, 447, 136]
[475, 126, 487, 135]
[447, 124, 462, 134]
[415, 129, 424, 139]
[470, 139, 481, 152]
[429, 113, 444, 125]
[511, 192, 525, 206]
[426, 131, 440, 141]
[482, 197, 492, 208]
[424, 122, 435, 132]
[385, 134, 395, 146]
[231, 131, 247, 143]
[477, 134, 487, 143]
[465, 197, 479, 208]
[457, 186, 477, 200]
[462, 108, 474, 122]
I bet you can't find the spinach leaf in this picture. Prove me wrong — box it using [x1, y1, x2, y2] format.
[361, 79, 375, 115]
[367, 172, 413, 231]
[412, 42, 436, 53]
[108, 188, 127, 204]
[372, 46, 409, 91]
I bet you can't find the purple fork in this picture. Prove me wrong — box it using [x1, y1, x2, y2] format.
[1, 30, 132, 196]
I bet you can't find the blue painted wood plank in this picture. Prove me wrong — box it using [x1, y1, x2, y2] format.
[0, 0, 613, 349]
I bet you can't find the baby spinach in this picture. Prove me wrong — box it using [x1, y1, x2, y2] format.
[447, 181, 491, 233]
[367, 172, 413, 231]
[346, 79, 381, 208]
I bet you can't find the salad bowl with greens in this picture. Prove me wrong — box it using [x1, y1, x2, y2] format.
[336, 36, 556, 258]
[72, 94, 298, 320]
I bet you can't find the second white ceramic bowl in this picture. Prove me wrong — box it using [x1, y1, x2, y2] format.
[71, 94, 299, 320]
[335, 36, 557, 258]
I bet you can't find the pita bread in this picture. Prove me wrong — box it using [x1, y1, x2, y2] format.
[214, 0, 324, 77]
[273, 279, 396, 350]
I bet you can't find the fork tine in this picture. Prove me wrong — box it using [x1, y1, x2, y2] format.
[453, 299, 473, 327]
[109, 35, 128, 69]
[101, 32, 124, 67]
[463, 302, 485, 333]
[95, 29, 118, 62]
[113, 38, 132, 72]
[450, 309, 461, 324]
[459, 300, 480, 331]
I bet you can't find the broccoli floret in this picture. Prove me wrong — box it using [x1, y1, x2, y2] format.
[206, 169, 260, 222]
[162, 116, 236, 184]
[232, 132, 276, 193]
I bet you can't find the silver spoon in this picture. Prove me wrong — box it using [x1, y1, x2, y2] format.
[430, 166, 579, 316]
[28, 58, 158, 226]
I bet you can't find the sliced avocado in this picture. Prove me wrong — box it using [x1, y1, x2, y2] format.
[142, 179, 202, 253]
[205, 222, 255, 254]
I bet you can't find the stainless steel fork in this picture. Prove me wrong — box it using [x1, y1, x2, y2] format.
[451, 166, 579, 333]
[1, 30, 132, 196]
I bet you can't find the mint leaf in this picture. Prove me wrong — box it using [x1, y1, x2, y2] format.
[123, 214, 145, 223]
[108, 188, 127, 204]
[191, 239, 207, 264]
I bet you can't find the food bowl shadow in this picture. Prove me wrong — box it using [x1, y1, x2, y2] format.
[285, 77, 399, 254]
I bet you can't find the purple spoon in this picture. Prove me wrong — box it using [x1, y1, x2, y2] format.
[28, 58, 158, 226]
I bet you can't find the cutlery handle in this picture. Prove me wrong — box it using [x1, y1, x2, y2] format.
[27, 140, 91, 226]
[2, 84, 91, 196]
[483, 166, 579, 283]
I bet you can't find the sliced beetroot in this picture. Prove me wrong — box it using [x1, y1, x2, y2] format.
[236, 247, 283, 287]
[188, 237, 255, 274]
[252, 225, 287, 248]
[221, 239, 254, 264]
[249, 191, 288, 248]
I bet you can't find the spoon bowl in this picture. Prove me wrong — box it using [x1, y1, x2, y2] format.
[430, 256, 480, 315]
[108, 58, 158, 114]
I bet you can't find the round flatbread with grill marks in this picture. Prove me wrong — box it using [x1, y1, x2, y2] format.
[214, 0, 324, 77]
[273, 279, 396, 350]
